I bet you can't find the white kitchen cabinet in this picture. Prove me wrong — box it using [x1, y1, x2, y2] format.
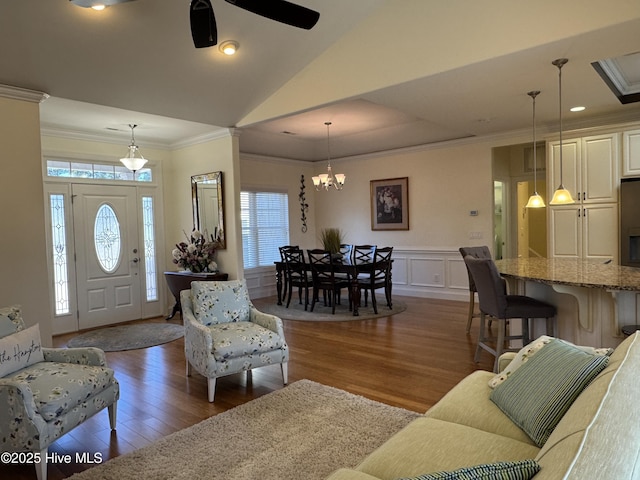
[549, 203, 619, 263]
[622, 129, 640, 177]
[548, 133, 619, 204]
[547, 133, 620, 262]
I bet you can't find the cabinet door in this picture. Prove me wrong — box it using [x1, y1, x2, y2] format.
[582, 134, 619, 203]
[548, 138, 580, 202]
[582, 203, 618, 263]
[549, 206, 580, 259]
[623, 129, 640, 177]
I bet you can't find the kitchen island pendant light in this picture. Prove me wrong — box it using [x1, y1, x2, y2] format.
[525, 90, 545, 208]
[549, 58, 575, 205]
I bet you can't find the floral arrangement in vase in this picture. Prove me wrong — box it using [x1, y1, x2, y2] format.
[172, 229, 218, 273]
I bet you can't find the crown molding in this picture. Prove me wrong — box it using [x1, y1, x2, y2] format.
[40, 124, 233, 150]
[169, 128, 235, 150]
[240, 152, 316, 167]
[0, 84, 49, 103]
[40, 124, 169, 149]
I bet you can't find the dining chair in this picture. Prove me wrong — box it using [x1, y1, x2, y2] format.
[463, 255, 557, 372]
[339, 244, 354, 263]
[353, 244, 377, 285]
[279, 245, 299, 296]
[353, 244, 377, 264]
[307, 249, 351, 314]
[459, 246, 495, 333]
[358, 246, 393, 314]
[282, 247, 311, 310]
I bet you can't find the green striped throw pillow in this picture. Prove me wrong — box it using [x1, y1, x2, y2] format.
[396, 459, 540, 479]
[490, 338, 609, 447]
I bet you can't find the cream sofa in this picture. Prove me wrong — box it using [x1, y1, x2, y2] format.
[327, 332, 640, 480]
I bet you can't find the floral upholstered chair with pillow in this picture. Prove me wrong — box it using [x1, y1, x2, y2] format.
[181, 279, 289, 402]
[0, 305, 119, 480]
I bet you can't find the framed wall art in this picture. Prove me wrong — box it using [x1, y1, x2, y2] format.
[370, 177, 409, 230]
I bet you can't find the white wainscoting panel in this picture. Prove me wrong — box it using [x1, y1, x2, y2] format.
[244, 266, 279, 299]
[246, 248, 470, 303]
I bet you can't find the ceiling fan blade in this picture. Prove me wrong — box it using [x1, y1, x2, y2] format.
[190, 0, 217, 48]
[225, 0, 320, 30]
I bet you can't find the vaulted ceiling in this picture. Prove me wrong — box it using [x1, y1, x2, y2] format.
[2, 1, 639, 161]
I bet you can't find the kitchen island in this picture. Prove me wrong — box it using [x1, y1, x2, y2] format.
[495, 258, 640, 348]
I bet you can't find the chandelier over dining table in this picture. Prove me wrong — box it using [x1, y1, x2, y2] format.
[312, 122, 345, 191]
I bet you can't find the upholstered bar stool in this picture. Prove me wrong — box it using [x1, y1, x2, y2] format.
[463, 256, 557, 372]
[459, 246, 494, 333]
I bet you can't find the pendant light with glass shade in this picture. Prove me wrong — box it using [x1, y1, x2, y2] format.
[525, 90, 545, 208]
[119, 124, 148, 174]
[549, 58, 575, 205]
[312, 122, 345, 191]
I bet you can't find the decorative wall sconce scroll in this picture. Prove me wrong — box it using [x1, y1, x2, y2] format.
[299, 174, 308, 233]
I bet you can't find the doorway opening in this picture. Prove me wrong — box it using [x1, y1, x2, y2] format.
[44, 180, 164, 334]
[492, 143, 547, 259]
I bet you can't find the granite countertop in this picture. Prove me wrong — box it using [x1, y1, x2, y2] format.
[494, 258, 640, 292]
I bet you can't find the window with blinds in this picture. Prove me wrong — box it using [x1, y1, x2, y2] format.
[241, 190, 289, 269]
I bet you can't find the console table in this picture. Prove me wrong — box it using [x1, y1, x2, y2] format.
[164, 271, 229, 319]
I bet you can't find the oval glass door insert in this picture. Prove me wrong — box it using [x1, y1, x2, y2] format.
[94, 204, 122, 272]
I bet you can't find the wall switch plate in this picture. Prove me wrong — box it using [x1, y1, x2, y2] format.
[469, 231, 483, 239]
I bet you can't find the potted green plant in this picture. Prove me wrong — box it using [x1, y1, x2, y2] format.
[320, 228, 344, 255]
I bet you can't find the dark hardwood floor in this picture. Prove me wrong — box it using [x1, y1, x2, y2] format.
[4, 295, 493, 480]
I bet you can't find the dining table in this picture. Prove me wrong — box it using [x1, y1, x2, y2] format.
[274, 257, 392, 316]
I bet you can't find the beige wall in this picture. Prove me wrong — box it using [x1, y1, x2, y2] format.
[0, 97, 53, 345]
[164, 132, 242, 279]
[40, 129, 243, 320]
[240, 141, 499, 252]
[240, 156, 319, 250]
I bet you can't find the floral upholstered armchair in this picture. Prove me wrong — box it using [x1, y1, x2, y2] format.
[181, 279, 289, 402]
[0, 305, 119, 480]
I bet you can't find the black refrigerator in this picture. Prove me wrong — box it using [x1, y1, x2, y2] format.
[620, 178, 640, 267]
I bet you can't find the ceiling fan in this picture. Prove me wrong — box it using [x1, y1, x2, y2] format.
[69, 0, 320, 49]
[190, 0, 320, 48]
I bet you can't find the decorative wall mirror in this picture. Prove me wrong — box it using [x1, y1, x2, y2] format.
[191, 171, 225, 249]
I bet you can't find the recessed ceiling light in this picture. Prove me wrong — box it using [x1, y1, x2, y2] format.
[570, 106, 586, 112]
[219, 40, 239, 56]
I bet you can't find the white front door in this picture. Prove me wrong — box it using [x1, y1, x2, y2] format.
[73, 184, 142, 329]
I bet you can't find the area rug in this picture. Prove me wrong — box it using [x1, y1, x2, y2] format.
[68, 379, 421, 480]
[67, 323, 184, 352]
[258, 299, 407, 322]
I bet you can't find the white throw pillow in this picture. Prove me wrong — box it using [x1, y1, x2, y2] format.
[488, 335, 612, 389]
[0, 324, 44, 377]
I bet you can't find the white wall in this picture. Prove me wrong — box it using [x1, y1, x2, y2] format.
[0, 97, 53, 345]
